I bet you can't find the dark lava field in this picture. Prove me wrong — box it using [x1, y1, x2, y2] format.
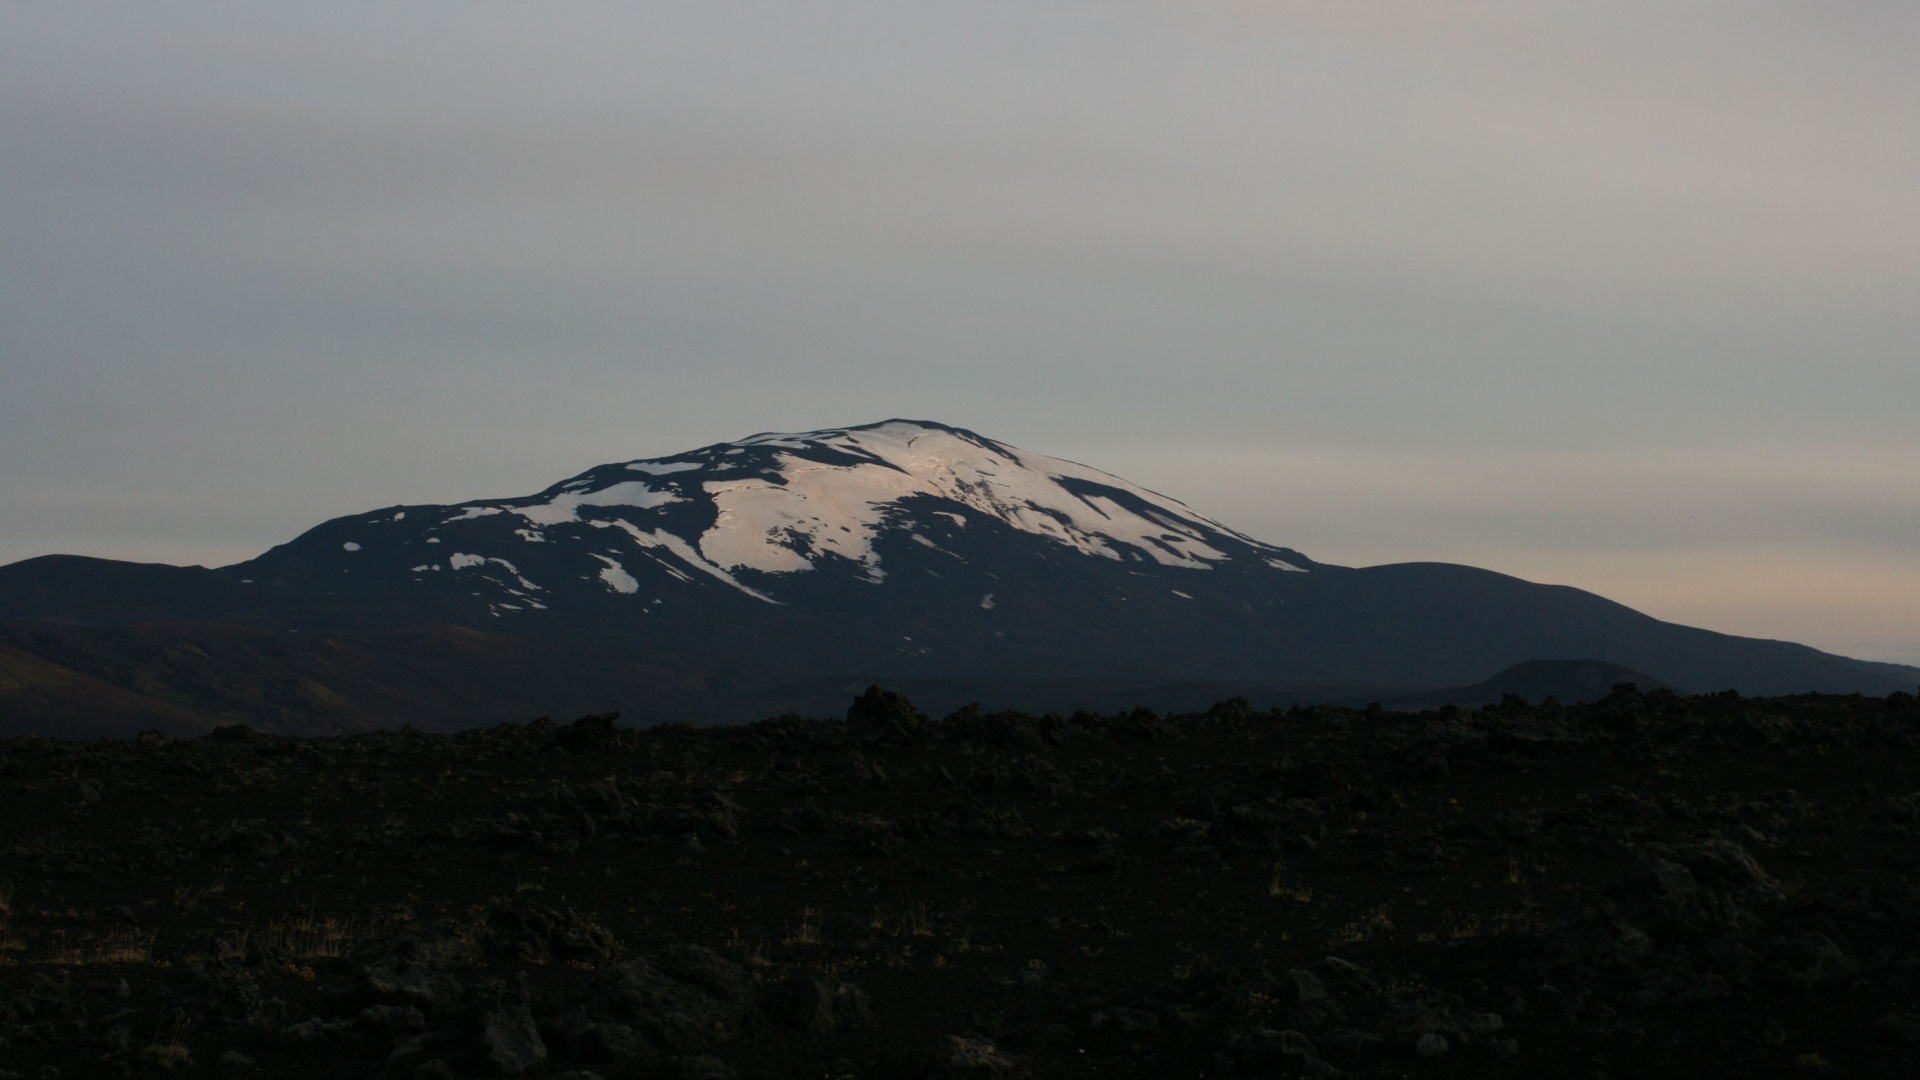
[4, 685, 1920, 1079]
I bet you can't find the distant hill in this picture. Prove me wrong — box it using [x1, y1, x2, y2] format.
[1363, 659, 1678, 711]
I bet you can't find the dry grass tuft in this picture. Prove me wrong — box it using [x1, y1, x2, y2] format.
[783, 907, 823, 946]
[49, 926, 154, 966]
[724, 927, 773, 968]
[1269, 863, 1314, 902]
[212, 908, 392, 966]
[171, 869, 227, 912]
[1328, 904, 1396, 948]
[265, 912, 356, 959]
[0, 883, 19, 964]
[139, 1043, 192, 1070]
[140, 1012, 193, 1069]
[868, 899, 938, 940]
[0, 881, 15, 960]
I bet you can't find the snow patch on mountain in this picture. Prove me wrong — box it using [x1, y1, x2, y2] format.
[591, 554, 639, 594]
[667, 422, 1269, 581]
[513, 481, 681, 526]
[448, 553, 542, 592]
[591, 519, 779, 603]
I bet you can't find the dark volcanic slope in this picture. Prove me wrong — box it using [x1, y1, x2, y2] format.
[1, 421, 1911, 733]
[4, 687, 1920, 1078]
[0, 621, 741, 739]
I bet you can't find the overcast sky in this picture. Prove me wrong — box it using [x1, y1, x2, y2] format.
[3, 1, 1916, 663]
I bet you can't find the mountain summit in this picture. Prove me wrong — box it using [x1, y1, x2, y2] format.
[2, 420, 1913, 732]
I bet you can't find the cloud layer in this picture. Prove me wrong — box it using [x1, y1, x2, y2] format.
[2, 2, 1915, 662]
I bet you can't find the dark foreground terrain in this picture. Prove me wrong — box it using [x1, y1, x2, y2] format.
[4, 686, 1920, 1078]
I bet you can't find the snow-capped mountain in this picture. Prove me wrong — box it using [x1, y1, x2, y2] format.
[2, 419, 1914, 733]
[248, 420, 1314, 621]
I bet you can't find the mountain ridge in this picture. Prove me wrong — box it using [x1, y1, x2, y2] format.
[1, 419, 1912, 734]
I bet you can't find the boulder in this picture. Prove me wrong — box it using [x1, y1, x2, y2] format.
[847, 686, 928, 745]
[602, 945, 755, 1054]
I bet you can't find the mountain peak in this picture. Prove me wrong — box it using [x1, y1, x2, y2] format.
[435, 420, 1308, 601]
[216, 420, 1312, 624]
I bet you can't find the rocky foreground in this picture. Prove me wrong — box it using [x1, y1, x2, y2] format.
[3, 686, 1919, 1078]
